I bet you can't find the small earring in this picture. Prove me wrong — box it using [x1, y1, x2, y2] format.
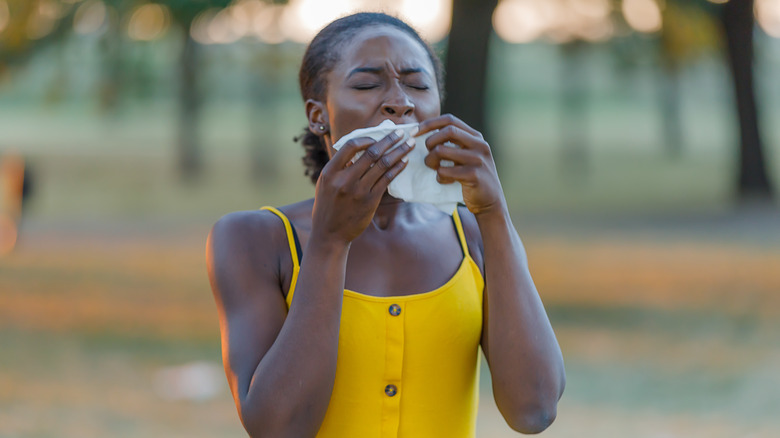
[318, 125, 326, 132]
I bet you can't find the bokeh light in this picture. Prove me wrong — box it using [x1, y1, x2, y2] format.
[397, 0, 452, 42]
[73, 0, 107, 35]
[756, 0, 780, 38]
[493, 0, 554, 43]
[278, 0, 358, 44]
[27, 0, 64, 39]
[207, 7, 245, 44]
[493, 0, 613, 44]
[184, 0, 454, 45]
[622, 0, 663, 33]
[0, 0, 9, 35]
[252, 3, 286, 44]
[190, 8, 219, 44]
[127, 3, 171, 42]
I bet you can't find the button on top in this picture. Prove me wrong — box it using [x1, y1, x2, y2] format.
[385, 384, 398, 397]
[388, 304, 402, 316]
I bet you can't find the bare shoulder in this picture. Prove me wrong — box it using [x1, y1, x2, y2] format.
[208, 209, 286, 263]
[206, 209, 289, 306]
[206, 199, 315, 303]
[208, 197, 313, 261]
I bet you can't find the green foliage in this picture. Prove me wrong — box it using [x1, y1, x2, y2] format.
[0, 0, 76, 66]
[660, 0, 722, 66]
[157, 0, 234, 25]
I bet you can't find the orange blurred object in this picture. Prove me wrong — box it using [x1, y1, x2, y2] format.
[0, 151, 25, 255]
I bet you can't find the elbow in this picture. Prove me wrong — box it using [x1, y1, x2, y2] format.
[500, 377, 565, 434]
[239, 399, 291, 438]
[503, 402, 558, 435]
[240, 395, 317, 438]
[239, 406, 270, 438]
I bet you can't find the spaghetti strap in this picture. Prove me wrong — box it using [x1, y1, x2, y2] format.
[260, 206, 300, 306]
[451, 207, 470, 257]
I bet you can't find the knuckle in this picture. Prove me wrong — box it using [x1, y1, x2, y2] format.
[379, 155, 393, 169]
[366, 147, 381, 160]
[343, 141, 359, 153]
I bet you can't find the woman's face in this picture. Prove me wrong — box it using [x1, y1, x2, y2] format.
[312, 25, 441, 157]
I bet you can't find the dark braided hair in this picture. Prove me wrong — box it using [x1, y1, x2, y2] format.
[296, 12, 445, 184]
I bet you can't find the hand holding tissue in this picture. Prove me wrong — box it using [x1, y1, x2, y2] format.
[332, 120, 463, 214]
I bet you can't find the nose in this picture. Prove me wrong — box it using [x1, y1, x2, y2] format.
[381, 85, 414, 118]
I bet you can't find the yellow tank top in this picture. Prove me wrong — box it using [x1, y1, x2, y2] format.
[261, 206, 485, 438]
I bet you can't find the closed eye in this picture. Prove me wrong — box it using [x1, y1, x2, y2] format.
[353, 84, 380, 90]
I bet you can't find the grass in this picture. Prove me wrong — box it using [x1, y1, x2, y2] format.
[2, 206, 780, 437]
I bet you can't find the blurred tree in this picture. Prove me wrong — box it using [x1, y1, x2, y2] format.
[159, 0, 232, 181]
[717, 0, 774, 201]
[249, 43, 282, 182]
[248, 1, 288, 182]
[443, 0, 499, 146]
[0, 0, 76, 66]
[657, 1, 720, 158]
[617, 0, 774, 200]
[560, 40, 590, 178]
[99, 1, 132, 112]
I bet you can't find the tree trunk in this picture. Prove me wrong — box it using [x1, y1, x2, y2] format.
[719, 0, 774, 201]
[99, 13, 123, 112]
[658, 61, 683, 159]
[560, 42, 589, 179]
[443, 0, 498, 142]
[177, 30, 203, 181]
[249, 44, 280, 182]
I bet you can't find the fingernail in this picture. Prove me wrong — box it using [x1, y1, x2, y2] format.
[410, 126, 419, 136]
[402, 156, 409, 163]
[406, 139, 415, 148]
[394, 128, 404, 138]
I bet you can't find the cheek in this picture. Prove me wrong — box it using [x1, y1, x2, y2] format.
[416, 97, 441, 120]
[327, 94, 376, 137]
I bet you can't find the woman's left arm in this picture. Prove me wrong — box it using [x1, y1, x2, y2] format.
[417, 115, 565, 434]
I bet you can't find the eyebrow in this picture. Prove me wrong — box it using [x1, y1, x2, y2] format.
[347, 66, 428, 78]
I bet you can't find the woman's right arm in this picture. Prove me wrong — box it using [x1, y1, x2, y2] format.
[206, 130, 414, 438]
[207, 211, 349, 437]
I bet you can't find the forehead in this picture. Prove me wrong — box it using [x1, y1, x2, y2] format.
[333, 25, 434, 75]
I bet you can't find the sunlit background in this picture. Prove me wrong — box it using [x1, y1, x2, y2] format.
[1, 0, 779, 437]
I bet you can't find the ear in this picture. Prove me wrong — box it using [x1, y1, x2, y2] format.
[305, 99, 329, 137]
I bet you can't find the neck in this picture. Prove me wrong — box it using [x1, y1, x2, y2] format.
[372, 193, 406, 230]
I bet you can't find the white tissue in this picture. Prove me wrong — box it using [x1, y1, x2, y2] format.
[332, 119, 463, 214]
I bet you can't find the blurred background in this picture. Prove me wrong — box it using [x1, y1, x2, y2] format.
[1, 0, 779, 436]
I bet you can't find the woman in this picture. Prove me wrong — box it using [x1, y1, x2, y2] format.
[206, 12, 565, 438]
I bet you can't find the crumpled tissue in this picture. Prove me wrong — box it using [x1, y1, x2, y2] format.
[332, 119, 463, 214]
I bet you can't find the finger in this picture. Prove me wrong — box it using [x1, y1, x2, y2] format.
[351, 128, 406, 175]
[424, 143, 481, 170]
[329, 137, 376, 169]
[362, 138, 415, 186]
[436, 165, 479, 186]
[425, 125, 488, 152]
[416, 114, 481, 138]
[371, 155, 410, 194]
